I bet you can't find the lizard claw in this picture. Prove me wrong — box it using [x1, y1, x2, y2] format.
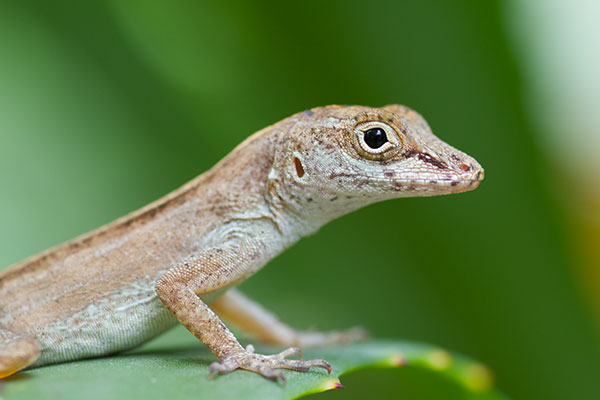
[208, 345, 331, 382]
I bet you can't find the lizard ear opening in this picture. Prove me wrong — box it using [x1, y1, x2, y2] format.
[293, 157, 305, 178]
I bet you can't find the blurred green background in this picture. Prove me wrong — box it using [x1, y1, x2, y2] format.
[1, 1, 599, 399]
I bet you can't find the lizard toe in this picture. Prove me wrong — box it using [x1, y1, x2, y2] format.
[277, 346, 302, 359]
[208, 347, 331, 382]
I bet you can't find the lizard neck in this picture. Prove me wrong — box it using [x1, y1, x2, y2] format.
[265, 171, 364, 239]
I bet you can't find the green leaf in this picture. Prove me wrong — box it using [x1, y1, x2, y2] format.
[2, 327, 506, 400]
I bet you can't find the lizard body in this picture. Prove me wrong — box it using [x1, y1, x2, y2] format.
[0, 105, 483, 380]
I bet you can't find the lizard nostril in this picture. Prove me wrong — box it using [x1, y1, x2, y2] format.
[459, 163, 470, 172]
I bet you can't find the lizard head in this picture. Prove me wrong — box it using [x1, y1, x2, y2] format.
[269, 104, 484, 226]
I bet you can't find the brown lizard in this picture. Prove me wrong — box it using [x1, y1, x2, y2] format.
[0, 104, 483, 381]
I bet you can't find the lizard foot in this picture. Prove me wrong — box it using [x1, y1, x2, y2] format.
[294, 326, 369, 348]
[208, 344, 331, 382]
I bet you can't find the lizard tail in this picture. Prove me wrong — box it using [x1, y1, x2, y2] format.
[0, 329, 40, 378]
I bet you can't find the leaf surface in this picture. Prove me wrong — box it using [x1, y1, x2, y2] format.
[2, 328, 506, 400]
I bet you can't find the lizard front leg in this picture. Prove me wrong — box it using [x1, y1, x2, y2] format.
[212, 288, 367, 348]
[155, 238, 330, 382]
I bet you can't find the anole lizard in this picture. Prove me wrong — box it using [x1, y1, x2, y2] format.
[0, 105, 483, 381]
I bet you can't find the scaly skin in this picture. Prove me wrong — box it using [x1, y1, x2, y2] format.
[0, 105, 483, 381]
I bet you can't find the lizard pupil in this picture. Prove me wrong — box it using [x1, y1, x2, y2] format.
[364, 128, 388, 149]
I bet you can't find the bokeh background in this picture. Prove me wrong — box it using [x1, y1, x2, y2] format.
[1, 1, 599, 399]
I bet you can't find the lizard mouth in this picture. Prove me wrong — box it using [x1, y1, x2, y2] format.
[385, 168, 484, 196]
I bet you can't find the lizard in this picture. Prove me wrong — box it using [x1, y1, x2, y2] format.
[0, 104, 484, 381]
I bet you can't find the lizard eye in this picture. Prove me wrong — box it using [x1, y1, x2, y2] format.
[363, 128, 388, 149]
[353, 121, 402, 160]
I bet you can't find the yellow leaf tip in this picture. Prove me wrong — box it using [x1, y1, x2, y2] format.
[323, 379, 344, 390]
